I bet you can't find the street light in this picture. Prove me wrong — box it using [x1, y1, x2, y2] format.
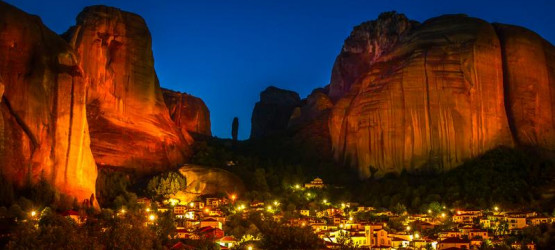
[31, 211, 37, 217]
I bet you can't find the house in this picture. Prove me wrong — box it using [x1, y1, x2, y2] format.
[176, 228, 193, 239]
[391, 237, 410, 248]
[350, 232, 368, 246]
[218, 236, 237, 249]
[174, 205, 188, 218]
[438, 237, 470, 250]
[438, 231, 462, 240]
[200, 218, 223, 229]
[188, 201, 205, 210]
[468, 229, 489, 240]
[480, 218, 491, 228]
[508, 217, 527, 230]
[304, 177, 325, 189]
[137, 197, 152, 208]
[197, 226, 224, 240]
[529, 216, 549, 226]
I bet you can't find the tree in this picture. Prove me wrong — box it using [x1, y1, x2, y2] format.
[147, 172, 187, 198]
[391, 203, 407, 215]
[231, 117, 239, 142]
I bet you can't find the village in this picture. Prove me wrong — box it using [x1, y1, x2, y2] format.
[72, 177, 550, 249]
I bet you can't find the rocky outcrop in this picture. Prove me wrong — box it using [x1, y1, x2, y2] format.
[330, 13, 518, 177]
[494, 24, 555, 150]
[162, 88, 211, 137]
[288, 88, 334, 153]
[0, 2, 97, 203]
[328, 12, 418, 102]
[250, 86, 301, 139]
[172, 164, 245, 202]
[64, 6, 191, 173]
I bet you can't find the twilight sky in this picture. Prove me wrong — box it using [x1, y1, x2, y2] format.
[6, 0, 554, 139]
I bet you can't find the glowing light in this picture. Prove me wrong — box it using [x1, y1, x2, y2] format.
[267, 206, 273, 211]
[339, 224, 344, 228]
[427, 209, 432, 214]
[441, 213, 446, 218]
[414, 233, 420, 239]
[457, 211, 461, 215]
[247, 246, 253, 250]
[204, 208, 210, 213]
[302, 222, 306, 227]
[341, 203, 346, 208]
[149, 214, 156, 221]
[189, 202, 194, 208]
[120, 209, 126, 214]
[295, 184, 301, 189]
[406, 226, 411, 231]
[323, 199, 327, 203]
[31, 211, 37, 217]
[146, 208, 150, 212]
[168, 198, 179, 206]
[231, 194, 237, 201]
[494, 206, 499, 211]
[349, 217, 353, 221]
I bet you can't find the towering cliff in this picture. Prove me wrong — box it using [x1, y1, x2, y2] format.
[250, 86, 301, 139]
[329, 12, 554, 178]
[494, 24, 555, 150]
[162, 88, 211, 137]
[64, 6, 191, 173]
[0, 2, 97, 203]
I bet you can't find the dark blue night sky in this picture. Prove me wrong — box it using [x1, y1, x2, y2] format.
[7, 0, 554, 139]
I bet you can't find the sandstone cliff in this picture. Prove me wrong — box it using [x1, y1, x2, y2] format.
[64, 6, 191, 173]
[162, 88, 211, 137]
[329, 12, 554, 178]
[172, 164, 245, 202]
[250, 86, 301, 139]
[494, 24, 555, 150]
[0, 2, 97, 203]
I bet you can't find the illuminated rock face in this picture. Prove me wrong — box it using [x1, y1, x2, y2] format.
[330, 14, 521, 177]
[162, 88, 211, 137]
[64, 6, 191, 173]
[177, 164, 245, 201]
[0, 2, 97, 203]
[494, 24, 555, 150]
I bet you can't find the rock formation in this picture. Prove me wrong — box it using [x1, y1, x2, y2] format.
[250, 86, 301, 139]
[288, 88, 334, 153]
[64, 6, 191, 173]
[0, 2, 97, 203]
[494, 24, 555, 150]
[329, 12, 554, 178]
[172, 164, 245, 202]
[162, 88, 211, 137]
